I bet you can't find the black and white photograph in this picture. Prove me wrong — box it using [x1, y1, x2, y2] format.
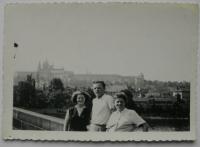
[2, 2, 198, 141]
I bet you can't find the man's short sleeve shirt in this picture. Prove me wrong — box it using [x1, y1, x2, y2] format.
[91, 94, 114, 125]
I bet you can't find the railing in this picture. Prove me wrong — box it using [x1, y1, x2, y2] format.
[13, 107, 64, 131]
[13, 107, 190, 131]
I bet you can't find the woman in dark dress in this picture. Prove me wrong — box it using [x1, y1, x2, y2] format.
[63, 91, 91, 131]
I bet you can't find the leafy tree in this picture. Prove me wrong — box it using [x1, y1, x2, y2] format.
[49, 78, 64, 92]
[13, 85, 19, 107]
[47, 78, 66, 108]
[86, 87, 95, 99]
[34, 89, 48, 108]
[17, 75, 36, 108]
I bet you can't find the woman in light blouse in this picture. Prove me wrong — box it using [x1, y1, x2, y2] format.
[106, 92, 149, 132]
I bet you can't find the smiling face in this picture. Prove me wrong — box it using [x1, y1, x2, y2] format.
[76, 94, 86, 106]
[115, 97, 126, 112]
[92, 83, 105, 98]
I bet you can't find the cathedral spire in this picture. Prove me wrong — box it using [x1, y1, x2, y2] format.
[37, 61, 41, 71]
[43, 58, 50, 70]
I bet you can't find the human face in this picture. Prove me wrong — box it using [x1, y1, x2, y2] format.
[92, 83, 105, 98]
[115, 98, 126, 112]
[76, 94, 85, 106]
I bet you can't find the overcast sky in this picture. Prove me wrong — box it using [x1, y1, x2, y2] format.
[5, 3, 198, 81]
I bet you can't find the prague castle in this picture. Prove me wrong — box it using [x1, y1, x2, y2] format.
[14, 60, 145, 89]
[14, 60, 74, 88]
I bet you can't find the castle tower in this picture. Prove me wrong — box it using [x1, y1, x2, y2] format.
[135, 73, 145, 89]
[36, 61, 41, 88]
[37, 61, 41, 72]
[43, 58, 50, 70]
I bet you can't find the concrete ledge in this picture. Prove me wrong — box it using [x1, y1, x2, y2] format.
[13, 107, 64, 131]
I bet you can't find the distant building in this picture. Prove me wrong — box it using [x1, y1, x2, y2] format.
[14, 60, 74, 88]
[145, 92, 161, 98]
[172, 89, 190, 101]
[36, 60, 74, 88]
[134, 73, 145, 88]
[74, 74, 123, 82]
[14, 60, 145, 89]
[14, 71, 36, 86]
[73, 73, 144, 88]
[106, 85, 128, 95]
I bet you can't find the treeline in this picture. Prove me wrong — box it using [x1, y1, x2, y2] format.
[13, 75, 189, 118]
[14, 75, 93, 109]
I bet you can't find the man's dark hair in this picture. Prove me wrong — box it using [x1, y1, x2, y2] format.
[92, 81, 106, 89]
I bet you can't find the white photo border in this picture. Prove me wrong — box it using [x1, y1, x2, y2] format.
[2, 0, 198, 141]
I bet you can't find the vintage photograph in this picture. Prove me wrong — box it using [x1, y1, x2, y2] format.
[3, 2, 198, 141]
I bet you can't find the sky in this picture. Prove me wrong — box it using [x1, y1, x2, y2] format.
[4, 3, 198, 81]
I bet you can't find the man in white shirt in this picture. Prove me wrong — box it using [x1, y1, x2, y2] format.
[89, 81, 115, 131]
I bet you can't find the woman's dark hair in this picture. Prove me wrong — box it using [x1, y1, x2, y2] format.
[71, 91, 92, 108]
[120, 89, 138, 111]
[72, 91, 90, 104]
[120, 89, 133, 100]
[114, 92, 128, 104]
